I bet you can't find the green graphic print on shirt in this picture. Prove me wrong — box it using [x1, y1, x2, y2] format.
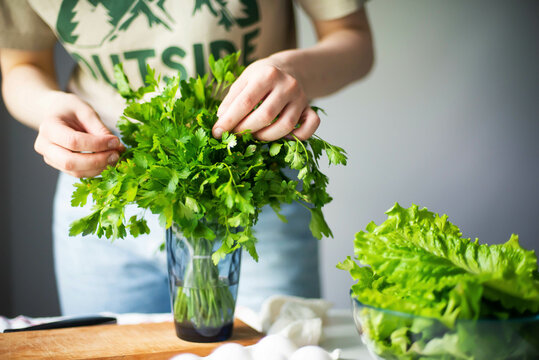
[193, 0, 259, 31]
[54, 0, 261, 87]
[56, 0, 174, 48]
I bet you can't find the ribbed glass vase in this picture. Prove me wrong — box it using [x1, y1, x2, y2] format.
[166, 223, 241, 342]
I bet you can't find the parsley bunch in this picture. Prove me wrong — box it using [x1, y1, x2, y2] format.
[70, 52, 347, 264]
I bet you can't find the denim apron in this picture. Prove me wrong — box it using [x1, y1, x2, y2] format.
[52, 171, 320, 315]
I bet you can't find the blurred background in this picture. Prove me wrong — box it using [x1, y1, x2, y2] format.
[1, 0, 538, 316]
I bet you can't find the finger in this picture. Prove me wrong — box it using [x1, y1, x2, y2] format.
[72, 97, 115, 137]
[232, 89, 289, 134]
[42, 119, 121, 153]
[217, 76, 247, 118]
[254, 102, 304, 141]
[291, 107, 321, 140]
[41, 141, 119, 177]
[34, 133, 47, 156]
[213, 80, 272, 138]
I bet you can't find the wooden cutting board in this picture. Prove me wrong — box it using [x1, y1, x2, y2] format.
[0, 319, 262, 360]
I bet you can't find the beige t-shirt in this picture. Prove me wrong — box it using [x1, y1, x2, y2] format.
[0, 0, 364, 130]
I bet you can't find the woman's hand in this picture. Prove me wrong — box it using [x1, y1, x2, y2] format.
[213, 9, 374, 142]
[33, 91, 123, 178]
[1, 48, 123, 178]
[213, 57, 320, 141]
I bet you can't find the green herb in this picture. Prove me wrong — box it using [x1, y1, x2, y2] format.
[70, 51, 347, 262]
[70, 53, 347, 332]
[339, 203, 539, 359]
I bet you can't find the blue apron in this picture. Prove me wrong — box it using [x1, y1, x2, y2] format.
[52, 171, 320, 314]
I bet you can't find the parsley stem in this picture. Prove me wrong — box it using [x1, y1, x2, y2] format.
[172, 233, 236, 330]
[223, 163, 237, 186]
[292, 135, 310, 163]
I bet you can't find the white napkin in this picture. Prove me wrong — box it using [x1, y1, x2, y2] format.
[236, 295, 333, 347]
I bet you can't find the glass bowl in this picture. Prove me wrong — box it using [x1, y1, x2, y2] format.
[351, 293, 539, 360]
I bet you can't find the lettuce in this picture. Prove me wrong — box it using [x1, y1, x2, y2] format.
[339, 203, 539, 359]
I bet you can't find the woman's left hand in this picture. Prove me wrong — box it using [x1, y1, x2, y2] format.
[213, 57, 320, 141]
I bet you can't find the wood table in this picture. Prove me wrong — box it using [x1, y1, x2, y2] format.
[0, 319, 262, 359]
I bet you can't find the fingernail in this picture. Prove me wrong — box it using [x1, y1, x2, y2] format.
[108, 138, 120, 149]
[214, 127, 224, 139]
[108, 152, 119, 165]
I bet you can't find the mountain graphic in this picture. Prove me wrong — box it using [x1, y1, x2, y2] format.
[56, 0, 174, 48]
[193, 0, 259, 31]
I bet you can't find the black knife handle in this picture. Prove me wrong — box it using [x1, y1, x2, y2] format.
[3, 315, 117, 333]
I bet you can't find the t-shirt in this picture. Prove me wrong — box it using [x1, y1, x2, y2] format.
[0, 0, 364, 130]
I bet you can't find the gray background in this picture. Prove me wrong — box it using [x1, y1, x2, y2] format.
[1, 0, 538, 316]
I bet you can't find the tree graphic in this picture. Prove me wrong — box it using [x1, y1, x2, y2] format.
[72, 1, 114, 47]
[116, 0, 173, 33]
[56, 0, 259, 48]
[56, 0, 174, 48]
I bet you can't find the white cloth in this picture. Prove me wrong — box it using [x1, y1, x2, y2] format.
[236, 295, 333, 347]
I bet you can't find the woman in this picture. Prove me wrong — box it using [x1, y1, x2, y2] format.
[0, 0, 373, 314]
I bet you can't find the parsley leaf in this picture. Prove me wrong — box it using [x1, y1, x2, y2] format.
[70, 52, 348, 264]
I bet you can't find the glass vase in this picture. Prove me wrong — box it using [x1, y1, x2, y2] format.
[166, 224, 241, 342]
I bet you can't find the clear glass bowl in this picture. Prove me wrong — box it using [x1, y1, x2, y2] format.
[351, 293, 539, 360]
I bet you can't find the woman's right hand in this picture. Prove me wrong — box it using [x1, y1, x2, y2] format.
[33, 91, 123, 178]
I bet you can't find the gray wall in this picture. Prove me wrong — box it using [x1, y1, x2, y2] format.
[0, 44, 74, 317]
[0, 75, 12, 315]
[307, 0, 539, 307]
[1, 0, 538, 316]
